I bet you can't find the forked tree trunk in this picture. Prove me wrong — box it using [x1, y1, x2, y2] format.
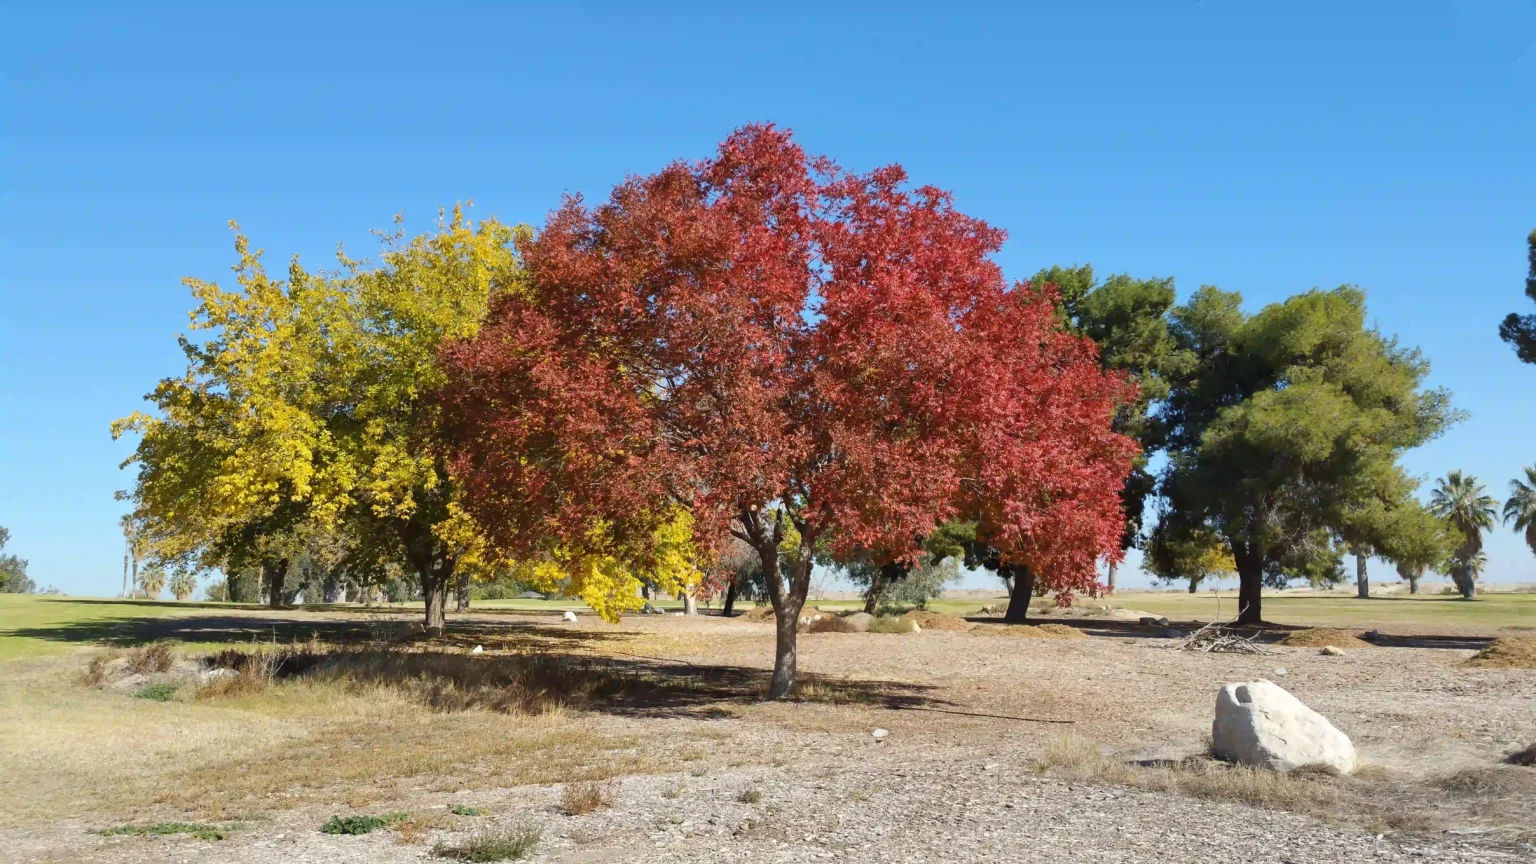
[1002, 566, 1036, 624]
[862, 569, 885, 614]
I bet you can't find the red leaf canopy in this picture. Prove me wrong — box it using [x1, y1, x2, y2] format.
[441, 125, 1136, 592]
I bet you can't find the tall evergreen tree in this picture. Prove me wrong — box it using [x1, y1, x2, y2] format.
[1497, 230, 1536, 363]
[1156, 286, 1458, 624]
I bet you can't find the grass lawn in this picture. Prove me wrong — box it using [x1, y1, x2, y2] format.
[1111, 588, 1536, 632]
[0, 595, 214, 660]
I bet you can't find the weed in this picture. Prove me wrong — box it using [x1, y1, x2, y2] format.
[99, 822, 233, 841]
[81, 651, 122, 686]
[561, 780, 614, 816]
[738, 789, 762, 804]
[124, 641, 176, 675]
[319, 811, 409, 835]
[133, 682, 179, 702]
[433, 822, 541, 861]
[660, 782, 684, 800]
[451, 804, 488, 816]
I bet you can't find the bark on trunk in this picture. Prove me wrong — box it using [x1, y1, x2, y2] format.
[1355, 547, 1369, 599]
[1408, 573, 1419, 594]
[1188, 578, 1199, 594]
[722, 581, 738, 617]
[1454, 566, 1477, 600]
[1002, 566, 1036, 624]
[1235, 559, 1263, 625]
[455, 570, 471, 612]
[423, 572, 447, 636]
[264, 558, 289, 609]
[683, 593, 697, 616]
[1107, 559, 1117, 592]
[862, 569, 885, 615]
[122, 554, 130, 598]
[771, 601, 800, 699]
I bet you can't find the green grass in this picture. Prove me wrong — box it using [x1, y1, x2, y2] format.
[0, 596, 200, 660]
[451, 804, 487, 816]
[99, 821, 236, 841]
[1111, 589, 1536, 631]
[319, 811, 409, 835]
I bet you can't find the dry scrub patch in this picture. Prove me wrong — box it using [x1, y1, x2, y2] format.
[1277, 628, 1372, 649]
[989, 622, 1086, 639]
[1467, 637, 1536, 669]
[900, 610, 972, 631]
[561, 780, 616, 815]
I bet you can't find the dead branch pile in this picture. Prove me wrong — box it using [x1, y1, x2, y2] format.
[1174, 617, 1274, 655]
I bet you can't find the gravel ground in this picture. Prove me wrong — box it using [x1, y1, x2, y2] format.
[4, 612, 1533, 863]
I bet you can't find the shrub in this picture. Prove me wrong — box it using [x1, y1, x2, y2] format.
[99, 822, 232, 840]
[451, 804, 487, 816]
[319, 812, 408, 835]
[125, 641, 176, 675]
[869, 615, 919, 634]
[561, 781, 614, 816]
[433, 822, 541, 861]
[134, 682, 180, 702]
[737, 789, 762, 804]
[82, 651, 121, 686]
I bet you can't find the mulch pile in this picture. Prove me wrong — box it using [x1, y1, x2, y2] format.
[1467, 637, 1536, 669]
[1277, 628, 1372, 649]
[901, 610, 973, 632]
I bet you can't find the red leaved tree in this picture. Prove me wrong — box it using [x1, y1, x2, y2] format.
[442, 125, 1134, 697]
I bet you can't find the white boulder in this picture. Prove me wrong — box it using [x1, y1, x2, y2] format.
[1212, 680, 1356, 773]
[561, 611, 578, 623]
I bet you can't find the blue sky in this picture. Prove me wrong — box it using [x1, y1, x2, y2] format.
[2, 1, 1534, 597]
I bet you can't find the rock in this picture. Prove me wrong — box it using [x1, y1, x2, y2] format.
[910, 622, 922, 633]
[1212, 680, 1356, 773]
[1139, 616, 1172, 627]
[640, 602, 663, 615]
[471, 645, 484, 654]
[841, 612, 874, 633]
[197, 667, 236, 684]
[1362, 629, 1380, 641]
[561, 611, 578, 623]
[1320, 645, 1345, 656]
[871, 728, 889, 742]
[1273, 667, 1288, 676]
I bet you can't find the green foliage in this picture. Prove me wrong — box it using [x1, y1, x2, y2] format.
[1158, 286, 1459, 621]
[1498, 230, 1536, 363]
[433, 822, 541, 861]
[167, 570, 198, 601]
[99, 822, 234, 841]
[319, 812, 408, 835]
[1432, 470, 1497, 598]
[137, 563, 167, 599]
[0, 526, 35, 594]
[133, 682, 180, 702]
[1034, 265, 1191, 552]
[1376, 502, 1457, 588]
[450, 804, 487, 817]
[737, 789, 763, 804]
[1502, 465, 1536, 558]
[1145, 521, 1235, 592]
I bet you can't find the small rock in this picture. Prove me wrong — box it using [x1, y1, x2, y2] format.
[1363, 629, 1380, 641]
[1273, 667, 1288, 676]
[1139, 616, 1172, 627]
[561, 611, 578, 623]
[871, 728, 889, 742]
[911, 622, 922, 633]
[471, 645, 484, 654]
[1320, 645, 1345, 656]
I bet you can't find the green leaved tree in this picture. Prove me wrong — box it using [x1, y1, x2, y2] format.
[1497, 230, 1536, 363]
[1430, 471, 1497, 599]
[1156, 286, 1459, 624]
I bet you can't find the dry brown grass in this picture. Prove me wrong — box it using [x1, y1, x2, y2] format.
[80, 650, 122, 686]
[805, 614, 861, 633]
[992, 623, 1086, 640]
[125, 641, 177, 674]
[1466, 637, 1536, 669]
[901, 610, 972, 632]
[561, 780, 616, 815]
[1277, 628, 1372, 649]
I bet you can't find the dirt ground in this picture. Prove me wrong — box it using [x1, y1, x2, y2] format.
[2, 607, 1533, 863]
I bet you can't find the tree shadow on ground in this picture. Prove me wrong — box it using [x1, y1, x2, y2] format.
[963, 617, 1495, 651]
[15, 610, 943, 720]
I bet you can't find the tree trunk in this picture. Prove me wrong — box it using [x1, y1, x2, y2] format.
[1188, 578, 1199, 594]
[1107, 559, 1117, 592]
[1408, 571, 1420, 594]
[683, 592, 697, 616]
[1354, 547, 1369, 599]
[131, 556, 139, 599]
[423, 570, 448, 636]
[264, 558, 289, 609]
[722, 580, 738, 617]
[1002, 565, 1036, 623]
[862, 568, 885, 614]
[1235, 557, 1263, 625]
[1454, 565, 1477, 600]
[455, 569, 471, 612]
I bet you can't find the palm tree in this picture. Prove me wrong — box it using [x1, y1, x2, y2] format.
[1429, 471, 1496, 599]
[1503, 465, 1536, 558]
[120, 515, 144, 598]
[138, 563, 167, 600]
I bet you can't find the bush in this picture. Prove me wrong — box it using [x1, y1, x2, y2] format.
[99, 822, 232, 841]
[319, 812, 408, 835]
[451, 804, 487, 816]
[433, 822, 541, 861]
[125, 641, 176, 675]
[737, 789, 762, 804]
[561, 781, 614, 816]
[133, 682, 179, 702]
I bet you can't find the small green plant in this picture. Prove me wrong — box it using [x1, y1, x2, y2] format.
[738, 789, 762, 804]
[450, 804, 487, 816]
[319, 811, 408, 835]
[433, 822, 542, 861]
[868, 615, 919, 634]
[133, 682, 179, 702]
[99, 822, 233, 841]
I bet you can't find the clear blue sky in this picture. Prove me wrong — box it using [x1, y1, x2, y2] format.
[3, 1, 1534, 597]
